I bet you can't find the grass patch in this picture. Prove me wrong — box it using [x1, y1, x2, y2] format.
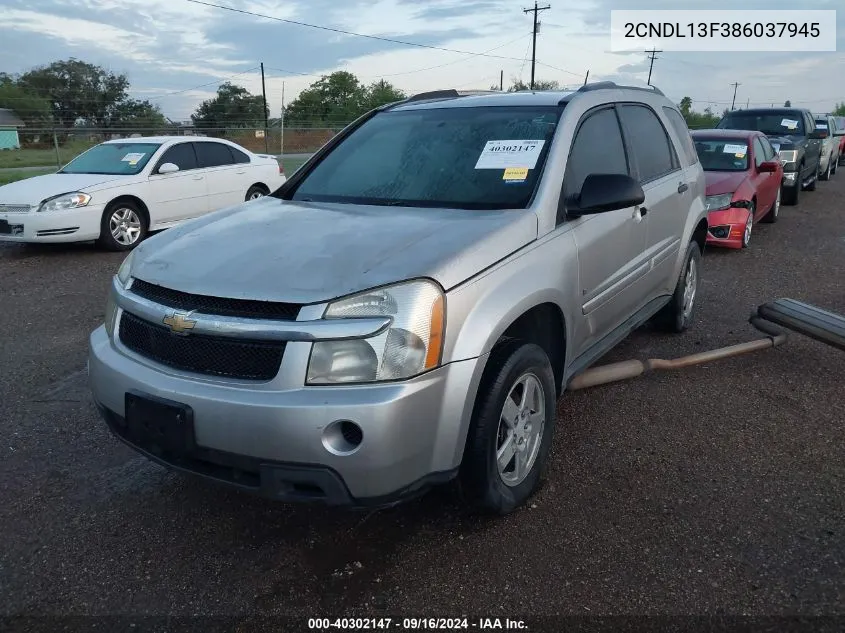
[0, 168, 55, 186]
[0, 140, 98, 169]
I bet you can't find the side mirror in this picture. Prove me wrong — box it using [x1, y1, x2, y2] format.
[570, 173, 645, 216]
[758, 161, 779, 173]
[157, 162, 180, 174]
[810, 129, 828, 140]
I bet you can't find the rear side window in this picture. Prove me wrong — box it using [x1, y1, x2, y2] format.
[231, 147, 251, 164]
[563, 107, 629, 203]
[618, 104, 679, 182]
[195, 142, 235, 168]
[663, 107, 698, 166]
[157, 143, 197, 171]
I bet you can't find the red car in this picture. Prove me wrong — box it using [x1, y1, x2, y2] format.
[691, 129, 784, 249]
[833, 116, 845, 165]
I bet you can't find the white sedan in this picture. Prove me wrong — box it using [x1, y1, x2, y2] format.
[0, 136, 287, 251]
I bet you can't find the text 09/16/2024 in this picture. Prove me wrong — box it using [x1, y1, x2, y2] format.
[610, 10, 837, 52]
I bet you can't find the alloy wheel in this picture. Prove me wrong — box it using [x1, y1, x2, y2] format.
[109, 207, 142, 246]
[682, 257, 697, 320]
[496, 373, 546, 487]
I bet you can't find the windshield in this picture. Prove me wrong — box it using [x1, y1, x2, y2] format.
[717, 112, 804, 136]
[60, 142, 161, 175]
[288, 106, 562, 210]
[693, 138, 750, 172]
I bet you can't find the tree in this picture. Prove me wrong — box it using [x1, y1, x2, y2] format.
[784, 100, 791, 107]
[679, 96, 692, 117]
[506, 78, 560, 92]
[680, 102, 721, 130]
[284, 72, 404, 128]
[17, 59, 129, 128]
[0, 74, 52, 127]
[832, 102, 845, 116]
[105, 99, 167, 129]
[191, 82, 267, 129]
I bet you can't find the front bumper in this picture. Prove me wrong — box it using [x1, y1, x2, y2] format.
[88, 326, 483, 506]
[705, 207, 749, 249]
[0, 204, 104, 243]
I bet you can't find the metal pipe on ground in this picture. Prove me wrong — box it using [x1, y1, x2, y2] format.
[567, 316, 788, 391]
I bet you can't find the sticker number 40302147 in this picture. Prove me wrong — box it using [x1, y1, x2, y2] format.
[475, 140, 546, 170]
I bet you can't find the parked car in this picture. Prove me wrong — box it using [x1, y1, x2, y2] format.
[814, 114, 840, 180]
[89, 82, 709, 514]
[716, 107, 825, 206]
[830, 115, 845, 166]
[691, 130, 783, 249]
[0, 137, 286, 251]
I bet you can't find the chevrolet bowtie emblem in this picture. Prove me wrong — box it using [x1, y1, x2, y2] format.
[162, 311, 197, 335]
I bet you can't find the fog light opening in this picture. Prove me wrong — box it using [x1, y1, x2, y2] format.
[322, 420, 364, 456]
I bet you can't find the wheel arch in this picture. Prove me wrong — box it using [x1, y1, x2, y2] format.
[104, 195, 150, 228]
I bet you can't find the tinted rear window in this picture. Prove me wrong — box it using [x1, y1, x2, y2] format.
[718, 111, 805, 136]
[289, 106, 563, 210]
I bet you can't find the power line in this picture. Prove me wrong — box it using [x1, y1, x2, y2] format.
[185, 0, 536, 63]
[523, 1, 551, 89]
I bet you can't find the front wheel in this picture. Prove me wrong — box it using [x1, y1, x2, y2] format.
[655, 241, 701, 333]
[741, 204, 754, 248]
[805, 163, 818, 191]
[458, 341, 557, 515]
[820, 157, 832, 181]
[97, 201, 147, 252]
[245, 185, 269, 201]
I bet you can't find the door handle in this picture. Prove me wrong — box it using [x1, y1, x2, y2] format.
[678, 182, 689, 194]
[235, 170, 246, 175]
[192, 175, 203, 180]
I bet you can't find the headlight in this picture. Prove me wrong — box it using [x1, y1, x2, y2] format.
[37, 192, 91, 212]
[116, 251, 135, 288]
[705, 193, 734, 212]
[778, 150, 798, 164]
[306, 279, 445, 385]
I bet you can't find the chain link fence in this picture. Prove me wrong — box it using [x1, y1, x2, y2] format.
[1, 126, 344, 170]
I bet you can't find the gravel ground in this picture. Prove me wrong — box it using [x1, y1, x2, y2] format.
[1, 174, 844, 631]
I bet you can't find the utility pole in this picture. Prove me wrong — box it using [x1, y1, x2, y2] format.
[280, 81, 285, 158]
[746, 98, 749, 109]
[260, 62, 269, 153]
[523, 1, 551, 90]
[500, 70, 504, 91]
[730, 82, 741, 110]
[645, 48, 661, 86]
[583, 69, 589, 86]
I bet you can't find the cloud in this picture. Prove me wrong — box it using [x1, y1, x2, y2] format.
[0, 0, 842, 121]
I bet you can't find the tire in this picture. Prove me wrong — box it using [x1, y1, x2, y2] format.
[831, 156, 838, 176]
[741, 204, 754, 248]
[655, 241, 701, 333]
[458, 340, 557, 515]
[245, 185, 269, 202]
[761, 186, 780, 224]
[820, 156, 832, 181]
[97, 200, 147, 252]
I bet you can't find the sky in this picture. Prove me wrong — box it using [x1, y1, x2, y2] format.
[1, 0, 843, 123]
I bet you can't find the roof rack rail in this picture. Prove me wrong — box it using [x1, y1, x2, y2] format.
[403, 89, 500, 103]
[577, 81, 665, 97]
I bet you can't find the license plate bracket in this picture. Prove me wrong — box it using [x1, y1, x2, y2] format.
[124, 391, 195, 454]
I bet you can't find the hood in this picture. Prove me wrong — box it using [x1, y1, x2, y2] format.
[704, 171, 748, 196]
[0, 173, 127, 205]
[131, 197, 538, 304]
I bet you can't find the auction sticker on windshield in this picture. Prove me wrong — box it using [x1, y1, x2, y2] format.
[722, 144, 747, 156]
[475, 140, 545, 170]
[781, 119, 799, 130]
[121, 152, 145, 165]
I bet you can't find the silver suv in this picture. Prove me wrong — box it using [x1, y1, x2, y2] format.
[89, 82, 708, 514]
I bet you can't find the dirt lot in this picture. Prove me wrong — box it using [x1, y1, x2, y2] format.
[1, 174, 844, 630]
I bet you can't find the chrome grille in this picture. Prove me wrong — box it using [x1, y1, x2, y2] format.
[0, 204, 32, 214]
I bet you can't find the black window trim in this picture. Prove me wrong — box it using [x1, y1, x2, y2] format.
[151, 141, 199, 175]
[617, 101, 682, 185]
[557, 103, 631, 225]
